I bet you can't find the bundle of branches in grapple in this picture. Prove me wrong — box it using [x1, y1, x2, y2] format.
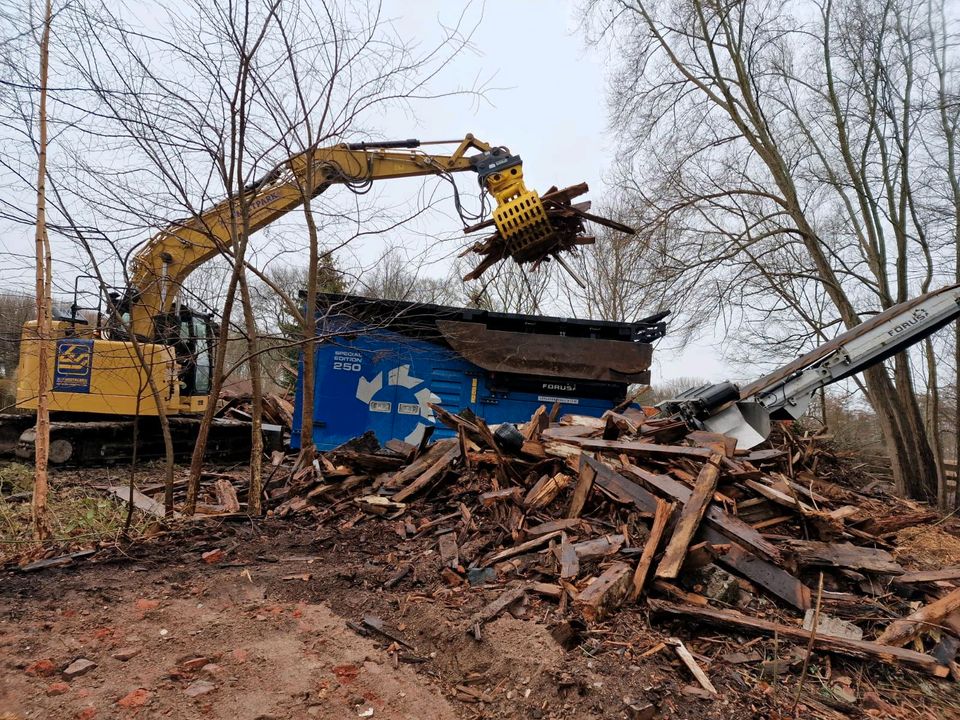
[270, 402, 960, 684]
[461, 183, 635, 282]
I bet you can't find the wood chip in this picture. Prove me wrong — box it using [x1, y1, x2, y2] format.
[670, 637, 717, 695]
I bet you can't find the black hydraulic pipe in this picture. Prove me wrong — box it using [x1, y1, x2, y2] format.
[346, 139, 420, 151]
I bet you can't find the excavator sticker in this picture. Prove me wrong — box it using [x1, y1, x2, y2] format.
[53, 339, 94, 393]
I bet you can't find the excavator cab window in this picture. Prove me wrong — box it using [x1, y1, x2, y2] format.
[193, 315, 211, 395]
[166, 309, 214, 398]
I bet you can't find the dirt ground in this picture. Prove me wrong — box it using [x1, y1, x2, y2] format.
[2, 515, 960, 720]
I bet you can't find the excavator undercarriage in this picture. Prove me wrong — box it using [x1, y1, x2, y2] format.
[1, 414, 274, 466]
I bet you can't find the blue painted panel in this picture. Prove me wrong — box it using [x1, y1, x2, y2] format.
[293, 317, 627, 451]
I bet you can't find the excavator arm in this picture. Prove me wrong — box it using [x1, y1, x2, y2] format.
[122, 135, 559, 340]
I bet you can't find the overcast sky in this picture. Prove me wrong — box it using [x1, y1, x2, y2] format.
[1, 0, 734, 385]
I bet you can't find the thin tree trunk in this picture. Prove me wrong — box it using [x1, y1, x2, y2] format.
[299, 151, 319, 461]
[185, 275, 240, 513]
[237, 271, 264, 515]
[923, 338, 946, 508]
[31, 0, 54, 542]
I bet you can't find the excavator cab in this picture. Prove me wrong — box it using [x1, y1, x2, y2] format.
[154, 307, 216, 410]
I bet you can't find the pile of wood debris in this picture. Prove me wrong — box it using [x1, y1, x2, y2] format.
[217, 384, 294, 432]
[269, 403, 960, 690]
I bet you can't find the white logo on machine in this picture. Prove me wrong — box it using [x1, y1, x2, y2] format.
[355, 364, 442, 445]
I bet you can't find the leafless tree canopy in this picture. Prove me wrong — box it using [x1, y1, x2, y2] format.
[583, 0, 960, 501]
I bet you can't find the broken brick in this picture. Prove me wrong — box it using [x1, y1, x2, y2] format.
[25, 658, 57, 677]
[201, 549, 225, 564]
[116, 688, 151, 708]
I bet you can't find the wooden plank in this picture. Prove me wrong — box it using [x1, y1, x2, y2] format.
[576, 562, 633, 622]
[686, 431, 736, 458]
[479, 487, 523, 506]
[567, 455, 596, 518]
[782, 540, 903, 575]
[520, 440, 546, 458]
[467, 584, 527, 629]
[670, 638, 717, 695]
[104, 486, 177, 519]
[382, 439, 457, 490]
[481, 530, 563, 567]
[876, 588, 960, 647]
[583, 455, 658, 513]
[630, 498, 673, 601]
[621, 463, 781, 562]
[655, 452, 723, 580]
[648, 600, 948, 677]
[526, 518, 585, 536]
[530, 582, 563, 599]
[542, 425, 598, 441]
[744, 448, 787, 463]
[571, 438, 713, 459]
[572, 534, 624, 560]
[393, 444, 461, 502]
[557, 539, 579, 579]
[651, 580, 709, 606]
[524, 472, 572, 509]
[522, 405, 548, 441]
[897, 567, 960, 584]
[705, 535, 811, 611]
[559, 414, 606, 429]
[744, 479, 816, 514]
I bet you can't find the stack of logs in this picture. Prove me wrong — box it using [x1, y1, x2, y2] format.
[271, 403, 960, 683]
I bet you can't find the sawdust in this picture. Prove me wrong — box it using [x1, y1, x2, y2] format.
[893, 524, 960, 570]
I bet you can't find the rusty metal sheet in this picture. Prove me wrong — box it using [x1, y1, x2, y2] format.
[436, 320, 653, 383]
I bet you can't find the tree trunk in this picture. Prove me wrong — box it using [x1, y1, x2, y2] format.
[298, 157, 319, 461]
[923, 338, 946, 507]
[31, 0, 54, 542]
[185, 274, 241, 513]
[237, 271, 264, 515]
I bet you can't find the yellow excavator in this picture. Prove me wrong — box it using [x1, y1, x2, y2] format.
[3, 134, 620, 463]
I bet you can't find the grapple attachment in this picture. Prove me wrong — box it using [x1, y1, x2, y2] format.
[464, 164, 636, 283]
[484, 164, 555, 262]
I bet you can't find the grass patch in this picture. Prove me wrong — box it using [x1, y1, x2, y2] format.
[0, 462, 33, 494]
[0, 462, 153, 563]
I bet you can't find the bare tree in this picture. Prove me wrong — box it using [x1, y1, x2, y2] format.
[585, 0, 960, 501]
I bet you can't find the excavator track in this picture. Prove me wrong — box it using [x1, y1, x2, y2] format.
[1, 414, 275, 466]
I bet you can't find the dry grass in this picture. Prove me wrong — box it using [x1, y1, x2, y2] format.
[0, 461, 152, 563]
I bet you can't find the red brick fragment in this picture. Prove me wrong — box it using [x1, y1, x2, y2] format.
[116, 688, 151, 708]
[25, 658, 57, 677]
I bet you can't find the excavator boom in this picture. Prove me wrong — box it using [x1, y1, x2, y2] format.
[123, 134, 591, 341]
